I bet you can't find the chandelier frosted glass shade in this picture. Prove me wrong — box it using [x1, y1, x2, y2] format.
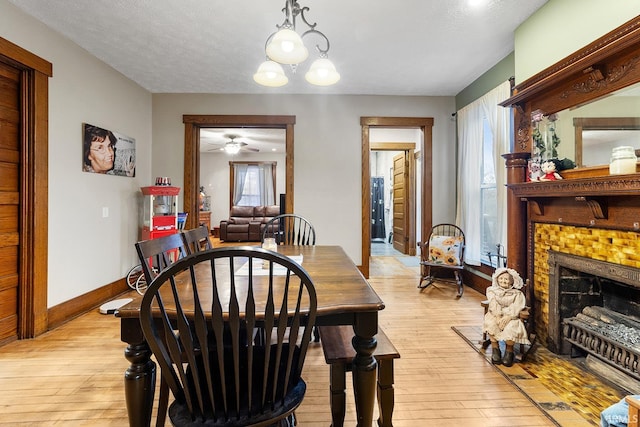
[266, 28, 309, 64]
[253, 60, 289, 87]
[305, 58, 341, 86]
[255, 0, 338, 87]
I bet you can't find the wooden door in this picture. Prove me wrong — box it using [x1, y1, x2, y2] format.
[392, 152, 409, 254]
[0, 61, 21, 343]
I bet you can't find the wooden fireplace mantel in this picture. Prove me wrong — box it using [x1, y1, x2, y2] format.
[510, 174, 640, 232]
[510, 174, 640, 198]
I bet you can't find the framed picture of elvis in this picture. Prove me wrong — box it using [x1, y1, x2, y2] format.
[82, 123, 136, 177]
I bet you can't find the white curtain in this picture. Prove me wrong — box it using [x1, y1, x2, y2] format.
[233, 163, 275, 206]
[456, 80, 511, 266]
[258, 163, 275, 205]
[233, 164, 249, 205]
[483, 81, 511, 262]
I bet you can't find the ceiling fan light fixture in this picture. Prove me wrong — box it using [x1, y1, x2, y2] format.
[224, 143, 241, 155]
[253, 60, 289, 87]
[305, 58, 340, 86]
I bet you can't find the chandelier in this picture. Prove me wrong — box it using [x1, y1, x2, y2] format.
[253, 0, 340, 87]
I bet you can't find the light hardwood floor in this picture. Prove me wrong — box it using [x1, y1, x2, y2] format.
[0, 252, 558, 426]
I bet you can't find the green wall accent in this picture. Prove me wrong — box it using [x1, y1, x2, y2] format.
[455, 52, 513, 111]
[515, 0, 640, 82]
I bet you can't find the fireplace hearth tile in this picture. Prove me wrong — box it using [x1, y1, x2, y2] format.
[452, 324, 625, 426]
[539, 402, 573, 411]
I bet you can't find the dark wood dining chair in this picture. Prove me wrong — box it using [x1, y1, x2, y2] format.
[139, 247, 317, 427]
[181, 225, 213, 255]
[262, 213, 321, 342]
[134, 233, 188, 284]
[417, 223, 465, 297]
[262, 214, 316, 246]
[134, 232, 189, 426]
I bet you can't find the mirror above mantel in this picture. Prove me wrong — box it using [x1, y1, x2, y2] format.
[501, 15, 640, 179]
[573, 116, 640, 167]
[554, 81, 640, 168]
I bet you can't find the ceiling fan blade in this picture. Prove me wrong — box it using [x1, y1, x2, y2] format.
[243, 147, 259, 152]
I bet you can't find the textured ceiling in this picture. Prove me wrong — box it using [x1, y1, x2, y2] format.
[7, 0, 548, 96]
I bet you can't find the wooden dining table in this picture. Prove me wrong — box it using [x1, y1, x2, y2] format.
[117, 245, 385, 426]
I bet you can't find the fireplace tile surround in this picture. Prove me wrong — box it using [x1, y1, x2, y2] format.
[533, 223, 640, 349]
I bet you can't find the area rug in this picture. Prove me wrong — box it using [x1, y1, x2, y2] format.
[452, 325, 626, 427]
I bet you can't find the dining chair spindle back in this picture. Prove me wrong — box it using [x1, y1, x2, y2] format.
[135, 233, 188, 284]
[181, 225, 213, 255]
[139, 247, 318, 426]
[262, 214, 316, 246]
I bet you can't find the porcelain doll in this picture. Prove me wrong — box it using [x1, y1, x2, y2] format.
[482, 267, 530, 367]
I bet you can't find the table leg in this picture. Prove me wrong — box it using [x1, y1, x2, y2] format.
[376, 360, 395, 427]
[352, 312, 378, 427]
[124, 341, 156, 427]
[329, 362, 347, 427]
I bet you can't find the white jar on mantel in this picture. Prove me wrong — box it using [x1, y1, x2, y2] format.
[609, 146, 637, 175]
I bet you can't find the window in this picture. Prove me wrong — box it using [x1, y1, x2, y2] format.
[230, 162, 276, 206]
[456, 81, 511, 266]
[480, 119, 497, 264]
[236, 165, 261, 206]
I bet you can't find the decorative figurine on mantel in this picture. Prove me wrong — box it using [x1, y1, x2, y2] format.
[539, 159, 562, 181]
[482, 267, 530, 367]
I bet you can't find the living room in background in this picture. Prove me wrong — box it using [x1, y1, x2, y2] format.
[184, 115, 295, 232]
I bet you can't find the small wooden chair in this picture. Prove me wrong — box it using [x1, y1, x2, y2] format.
[417, 224, 465, 298]
[318, 325, 400, 427]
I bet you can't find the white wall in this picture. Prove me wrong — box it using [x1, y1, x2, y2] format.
[153, 94, 456, 264]
[0, 1, 152, 307]
[200, 151, 287, 227]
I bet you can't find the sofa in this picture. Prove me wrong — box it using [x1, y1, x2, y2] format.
[219, 205, 280, 242]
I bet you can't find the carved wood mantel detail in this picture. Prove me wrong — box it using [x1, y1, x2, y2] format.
[510, 175, 640, 198]
[509, 176, 640, 230]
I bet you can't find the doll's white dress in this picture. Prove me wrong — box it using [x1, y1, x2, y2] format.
[482, 286, 531, 344]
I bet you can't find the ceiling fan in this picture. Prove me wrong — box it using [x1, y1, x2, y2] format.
[207, 135, 259, 154]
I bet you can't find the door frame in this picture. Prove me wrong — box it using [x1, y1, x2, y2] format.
[0, 37, 52, 340]
[183, 115, 295, 230]
[360, 117, 433, 278]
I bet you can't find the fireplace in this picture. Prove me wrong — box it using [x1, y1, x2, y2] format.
[547, 250, 640, 381]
